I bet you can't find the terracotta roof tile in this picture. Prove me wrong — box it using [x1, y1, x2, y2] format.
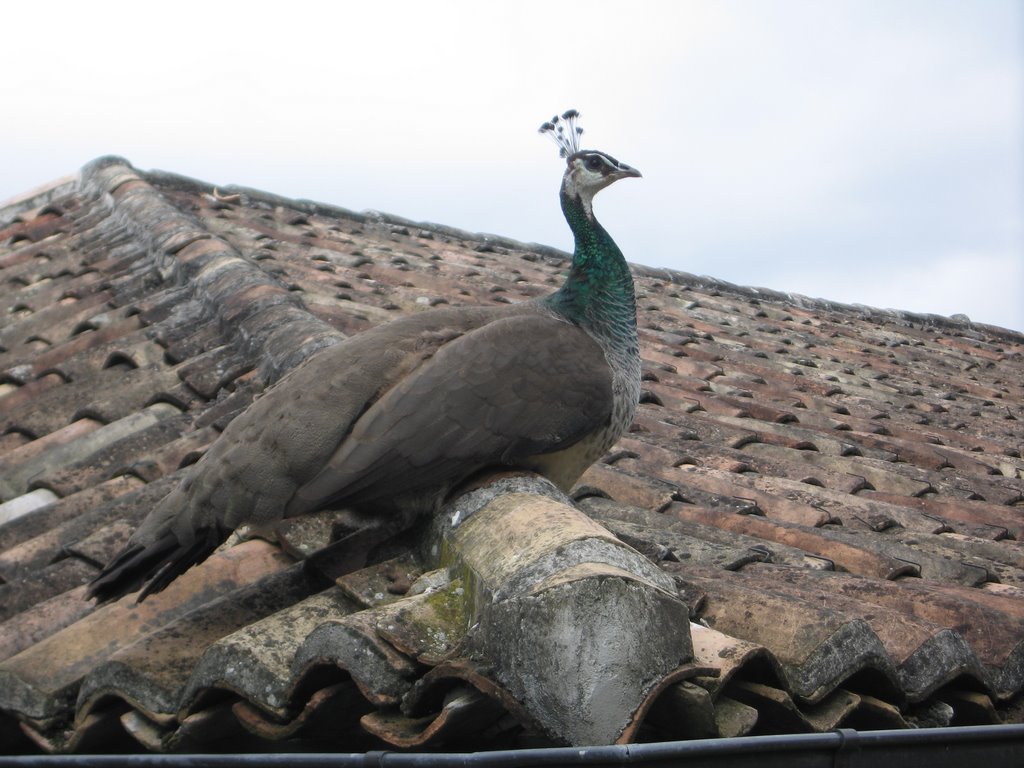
[0, 540, 292, 727]
[0, 419, 105, 493]
[1, 156, 1023, 753]
[75, 562, 316, 724]
[0, 475, 143, 556]
[0, 475, 172, 580]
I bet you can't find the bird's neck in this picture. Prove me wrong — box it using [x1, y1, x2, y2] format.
[545, 188, 637, 345]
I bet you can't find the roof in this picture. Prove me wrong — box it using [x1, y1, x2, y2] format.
[1, 156, 1023, 755]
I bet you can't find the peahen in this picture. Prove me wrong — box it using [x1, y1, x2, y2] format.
[88, 110, 642, 603]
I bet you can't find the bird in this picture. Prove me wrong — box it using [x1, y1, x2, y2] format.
[87, 110, 642, 603]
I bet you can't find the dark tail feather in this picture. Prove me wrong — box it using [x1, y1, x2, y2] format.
[87, 526, 225, 604]
[136, 527, 223, 602]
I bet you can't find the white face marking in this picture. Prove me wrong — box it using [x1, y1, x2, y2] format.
[564, 153, 620, 217]
[558, 150, 639, 219]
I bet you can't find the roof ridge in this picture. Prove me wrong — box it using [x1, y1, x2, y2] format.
[143, 167, 575, 264]
[630, 265, 1024, 344]
[135, 160, 1021, 343]
[78, 157, 345, 385]
[0, 175, 78, 224]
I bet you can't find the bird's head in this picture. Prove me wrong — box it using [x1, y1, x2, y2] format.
[564, 149, 641, 200]
[540, 110, 641, 217]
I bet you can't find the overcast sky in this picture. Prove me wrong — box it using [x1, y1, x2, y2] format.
[4, 1, 1022, 331]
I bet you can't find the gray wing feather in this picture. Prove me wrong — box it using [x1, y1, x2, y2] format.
[292, 313, 612, 508]
[87, 306, 610, 602]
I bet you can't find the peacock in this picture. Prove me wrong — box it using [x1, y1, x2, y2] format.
[88, 110, 642, 603]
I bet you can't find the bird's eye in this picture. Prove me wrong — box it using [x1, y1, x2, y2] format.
[584, 156, 604, 172]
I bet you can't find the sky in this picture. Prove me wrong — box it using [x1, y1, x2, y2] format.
[3, 1, 1022, 331]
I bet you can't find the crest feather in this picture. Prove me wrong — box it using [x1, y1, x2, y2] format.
[539, 109, 584, 158]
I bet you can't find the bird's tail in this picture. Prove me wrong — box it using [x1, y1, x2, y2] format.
[86, 523, 226, 604]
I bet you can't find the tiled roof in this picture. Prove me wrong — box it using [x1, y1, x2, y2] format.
[1, 156, 1022, 754]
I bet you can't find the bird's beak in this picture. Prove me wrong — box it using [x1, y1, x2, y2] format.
[615, 163, 642, 179]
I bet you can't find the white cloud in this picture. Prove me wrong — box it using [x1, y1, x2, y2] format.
[1, 0, 1020, 331]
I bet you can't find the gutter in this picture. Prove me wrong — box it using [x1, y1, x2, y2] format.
[3, 725, 1023, 768]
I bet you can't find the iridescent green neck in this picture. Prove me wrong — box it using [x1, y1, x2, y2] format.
[544, 188, 637, 341]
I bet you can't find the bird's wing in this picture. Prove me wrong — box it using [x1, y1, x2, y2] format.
[292, 312, 613, 509]
[87, 308, 499, 603]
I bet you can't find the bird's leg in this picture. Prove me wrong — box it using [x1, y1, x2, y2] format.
[226, 522, 280, 548]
